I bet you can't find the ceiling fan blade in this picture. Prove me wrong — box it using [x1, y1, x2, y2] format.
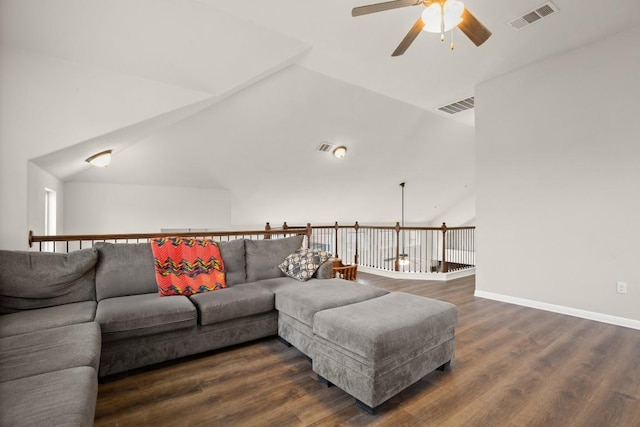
[352, 0, 423, 17]
[392, 18, 424, 56]
[458, 8, 492, 47]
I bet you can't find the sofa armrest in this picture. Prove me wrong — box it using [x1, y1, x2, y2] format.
[314, 260, 335, 279]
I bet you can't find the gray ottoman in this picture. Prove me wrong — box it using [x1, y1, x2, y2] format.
[312, 292, 458, 413]
[275, 280, 388, 358]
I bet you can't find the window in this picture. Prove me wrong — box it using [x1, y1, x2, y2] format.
[44, 188, 56, 252]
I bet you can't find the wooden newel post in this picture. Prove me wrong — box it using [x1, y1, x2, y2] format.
[354, 221, 360, 265]
[334, 221, 339, 258]
[264, 222, 271, 240]
[306, 223, 312, 249]
[282, 222, 288, 230]
[394, 221, 401, 272]
[441, 222, 448, 273]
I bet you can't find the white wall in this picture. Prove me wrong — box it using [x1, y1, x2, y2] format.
[429, 192, 476, 227]
[64, 182, 231, 234]
[27, 162, 65, 237]
[476, 26, 640, 324]
[0, 46, 210, 250]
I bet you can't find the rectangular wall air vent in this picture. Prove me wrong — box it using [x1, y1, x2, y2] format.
[508, 2, 559, 31]
[438, 97, 475, 115]
[317, 142, 335, 152]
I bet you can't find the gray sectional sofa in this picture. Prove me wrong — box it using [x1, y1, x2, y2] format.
[0, 234, 457, 425]
[0, 248, 102, 426]
[94, 235, 319, 377]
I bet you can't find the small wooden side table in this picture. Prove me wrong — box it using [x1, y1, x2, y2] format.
[331, 258, 358, 281]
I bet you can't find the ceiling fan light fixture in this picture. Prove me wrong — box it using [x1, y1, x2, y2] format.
[85, 149, 112, 168]
[333, 146, 347, 159]
[422, 0, 464, 33]
[353, 0, 490, 55]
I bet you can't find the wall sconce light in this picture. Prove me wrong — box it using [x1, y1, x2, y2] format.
[85, 150, 112, 168]
[333, 146, 347, 159]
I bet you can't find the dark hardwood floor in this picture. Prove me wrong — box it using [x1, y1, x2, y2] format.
[94, 273, 640, 426]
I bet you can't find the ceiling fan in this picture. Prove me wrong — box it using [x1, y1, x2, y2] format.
[352, 0, 492, 56]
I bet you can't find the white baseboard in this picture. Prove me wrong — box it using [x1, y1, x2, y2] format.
[474, 290, 640, 331]
[358, 266, 475, 281]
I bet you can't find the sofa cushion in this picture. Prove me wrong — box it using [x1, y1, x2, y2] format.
[247, 277, 305, 294]
[245, 235, 305, 282]
[218, 239, 246, 286]
[151, 237, 226, 296]
[278, 248, 332, 281]
[189, 283, 275, 326]
[0, 248, 97, 314]
[95, 242, 157, 301]
[275, 280, 388, 327]
[0, 322, 101, 383]
[96, 293, 197, 341]
[314, 259, 335, 279]
[0, 367, 97, 427]
[0, 301, 96, 338]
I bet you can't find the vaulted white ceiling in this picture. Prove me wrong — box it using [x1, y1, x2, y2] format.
[69, 65, 476, 225]
[2, 0, 639, 225]
[212, 0, 640, 119]
[0, 0, 310, 95]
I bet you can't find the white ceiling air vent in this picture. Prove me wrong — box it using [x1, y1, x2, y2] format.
[438, 97, 474, 115]
[509, 2, 559, 31]
[317, 142, 336, 152]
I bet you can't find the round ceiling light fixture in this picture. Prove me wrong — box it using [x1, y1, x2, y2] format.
[333, 146, 347, 159]
[85, 149, 112, 168]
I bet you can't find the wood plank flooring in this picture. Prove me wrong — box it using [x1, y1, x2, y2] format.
[94, 273, 640, 426]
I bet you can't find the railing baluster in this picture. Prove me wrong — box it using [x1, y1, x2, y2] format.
[333, 222, 339, 259]
[441, 222, 448, 273]
[353, 224, 357, 264]
[394, 222, 400, 272]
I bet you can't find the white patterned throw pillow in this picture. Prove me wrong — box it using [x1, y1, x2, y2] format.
[278, 248, 332, 281]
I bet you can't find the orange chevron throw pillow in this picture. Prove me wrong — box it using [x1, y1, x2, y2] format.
[151, 237, 226, 297]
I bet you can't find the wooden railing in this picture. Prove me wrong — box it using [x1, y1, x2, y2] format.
[282, 222, 475, 273]
[28, 227, 310, 253]
[29, 221, 475, 274]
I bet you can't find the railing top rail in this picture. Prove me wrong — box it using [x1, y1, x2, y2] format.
[286, 224, 476, 231]
[28, 228, 307, 247]
[27, 221, 475, 274]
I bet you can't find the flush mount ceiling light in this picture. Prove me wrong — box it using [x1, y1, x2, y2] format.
[85, 149, 112, 168]
[333, 146, 347, 159]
